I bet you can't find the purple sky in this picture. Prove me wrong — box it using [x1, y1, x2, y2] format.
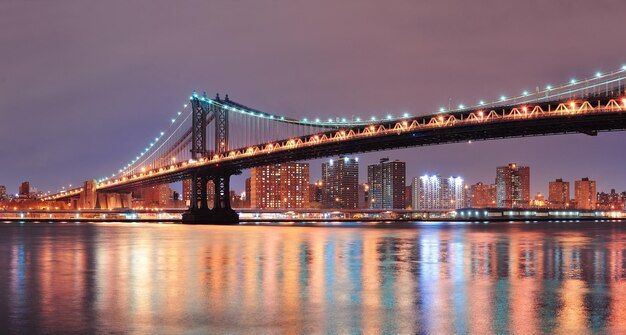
[1, 0, 625, 196]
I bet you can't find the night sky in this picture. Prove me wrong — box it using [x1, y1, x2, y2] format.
[1, 0, 625, 196]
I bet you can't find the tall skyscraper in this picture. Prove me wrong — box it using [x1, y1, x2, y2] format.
[367, 158, 406, 209]
[575, 177, 596, 210]
[548, 178, 570, 209]
[250, 163, 309, 208]
[469, 182, 497, 208]
[413, 175, 464, 210]
[495, 163, 530, 208]
[321, 156, 358, 209]
[0, 185, 6, 201]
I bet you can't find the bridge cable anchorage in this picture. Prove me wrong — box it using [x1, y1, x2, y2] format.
[44, 64, 626, 202]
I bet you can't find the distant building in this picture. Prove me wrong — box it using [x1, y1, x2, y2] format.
[496, 163, 530, 208]
[532, 192, 547, 208]
[548, 178, 570, 209]
[470, 182, 497, 208]
[367, 158, 406, 209]
[597, 189, 625, 210]
[310, 180, 323, 204]
[19, 181, 30, 198]
[250, 163, 310, 208]
[413, 175, 464, 210]
[142, 184, 173, 207]
[182, 179, 191, 205]
[244, 177, 251, 208]
[321, 156, 359, 209]
[405, 185, 413, 209]
[0, 185, 6, 201]
[574, 177, 596, 210]
[359, 183, 371, 209]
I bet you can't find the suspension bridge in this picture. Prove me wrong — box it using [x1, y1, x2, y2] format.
[42, 66, 626, 223]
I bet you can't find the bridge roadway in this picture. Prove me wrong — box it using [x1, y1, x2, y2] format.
[94, 96, 626, 193]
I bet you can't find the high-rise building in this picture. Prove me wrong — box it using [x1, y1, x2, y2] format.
[142, 184, 173, 207]
[321, 156, 359, 209]
[367, 158, 406, 209]
[19, 181, 30, 198]
[310, 180, 323, 204]
[575, 177, 596, 210]
[250, 163, 309, 208]
[495, 163, 530, 208]
[182, 179, 191, 205]
[405, 185, 413, 209]
[470, 182, 497, 208]
[413, 175, 464, 210]
[243, 177, 252, 208]
[359, 183, 371, 209]
[548, 178, 570, 209]
[0, 185, 6, 201]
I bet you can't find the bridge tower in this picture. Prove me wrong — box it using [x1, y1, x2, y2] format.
[182, 92, 240, 224]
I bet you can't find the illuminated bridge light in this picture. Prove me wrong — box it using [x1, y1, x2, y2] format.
[500, 96, 506, 101]
[570, 79, 577, 84]
[183, 104, 188, 108]
[302, 118, 308, 122]
[386, 115, 393, 120]
[371, 116, 376, 121]
[479, 100, 485, 105]
[402, 112, 409, 118]
[622, 65, 626, 71]
[522, 91, 529, 96]
[355, 117, 361, 122]
[596, 72, 602, 78]
[458, 104, 465, 109]
[439, 107, 445, 112]
[546, 85, 552, 90]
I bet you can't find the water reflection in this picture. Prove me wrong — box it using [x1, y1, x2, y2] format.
[1, 222, 626, 333]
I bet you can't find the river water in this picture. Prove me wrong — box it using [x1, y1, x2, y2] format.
[1, 221, 626, 334]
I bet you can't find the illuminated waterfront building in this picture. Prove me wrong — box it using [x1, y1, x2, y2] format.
[413, 175, 464, 210]
[367, 158, 406, 209]
[574, 177, 596, 210]
[250, 163, 310, 208]
[548, 178, 570, 209]
[142, 184, 173, 207]
[321, 156, 358, 209]
[0, 185, 6, 201]
[470, 182, 497, 208]
[596, 189, 626, 210]
[496, 163, 530, 208]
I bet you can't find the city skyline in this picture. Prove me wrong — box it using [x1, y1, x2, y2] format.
[2, 1, 626, 195]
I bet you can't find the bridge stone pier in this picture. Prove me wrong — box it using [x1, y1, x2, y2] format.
[182, 170, 240, 224]
[78, 180, 132, 210]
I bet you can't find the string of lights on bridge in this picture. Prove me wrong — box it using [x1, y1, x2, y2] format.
[59, 63, 626, 194]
